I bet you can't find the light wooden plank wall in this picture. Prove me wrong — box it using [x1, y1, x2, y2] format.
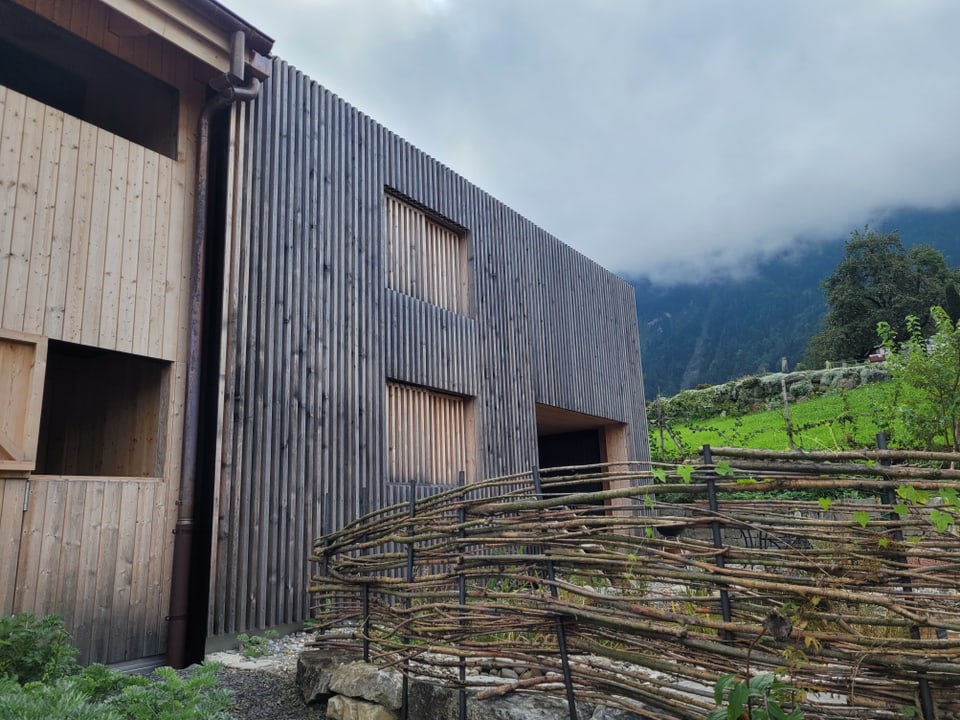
[385, 194, 466, 314]
[386, 382, 471, 487]
[212, 58, 649, 639]
[0, 89, 181, 358]
[0, 0, 210, 664]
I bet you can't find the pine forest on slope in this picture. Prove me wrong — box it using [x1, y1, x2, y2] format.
[631, 206, 960, 398]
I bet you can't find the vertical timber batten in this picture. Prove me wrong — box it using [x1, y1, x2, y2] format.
[212, 57, 648, 640]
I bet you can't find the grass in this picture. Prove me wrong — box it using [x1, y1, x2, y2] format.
[651, 382, 895, 460]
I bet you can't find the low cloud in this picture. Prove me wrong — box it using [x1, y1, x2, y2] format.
[228, 0, 960, 284]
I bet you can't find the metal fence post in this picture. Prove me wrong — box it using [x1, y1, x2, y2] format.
[457, 470, 467, 720]
[702, 446, 733, 643]
[877, 434, 935, 720]
[401, 478, 417, 720]
[532, 466, 578, 720]
[318, 494, 332, 637]
[359, 491, 370, 663]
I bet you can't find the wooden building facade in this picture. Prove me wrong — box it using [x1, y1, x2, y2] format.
[0, 0, 648, 667]
[0, 0, 271, 665]
[207, 59, 650, 645]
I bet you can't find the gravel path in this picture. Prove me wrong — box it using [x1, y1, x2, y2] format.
[204, 632, 326, 720]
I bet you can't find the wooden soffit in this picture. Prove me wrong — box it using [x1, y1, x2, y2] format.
[99, 0, 274, 78]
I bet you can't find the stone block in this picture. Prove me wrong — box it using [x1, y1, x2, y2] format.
[327, 695, 398, 720]
[297, 649, 363, 704]
[328, 660, 404, 710]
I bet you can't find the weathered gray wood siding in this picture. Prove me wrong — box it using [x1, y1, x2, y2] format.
[211, 58, 648, 636]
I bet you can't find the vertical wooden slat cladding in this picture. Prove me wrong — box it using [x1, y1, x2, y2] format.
[214, 58, 648, 638]
[386, 383, 471, 486]
[385, 194, 466, 314]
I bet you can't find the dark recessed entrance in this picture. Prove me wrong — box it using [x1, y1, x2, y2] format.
[535, 404, 629, 506]
[537, 428, 603, 497]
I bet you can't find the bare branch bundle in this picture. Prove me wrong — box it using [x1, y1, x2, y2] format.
[309, 450, 960, 718]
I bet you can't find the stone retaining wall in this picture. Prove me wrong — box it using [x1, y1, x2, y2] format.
[296, 651, 646, 720]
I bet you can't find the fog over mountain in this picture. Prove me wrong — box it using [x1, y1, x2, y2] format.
[227, 0, 960, 285]
[634, 207, 960, 397]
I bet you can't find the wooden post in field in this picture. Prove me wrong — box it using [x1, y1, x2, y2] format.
[780, 357, 794, 449]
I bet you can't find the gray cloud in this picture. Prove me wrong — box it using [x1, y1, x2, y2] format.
[226, 0, 960, 284]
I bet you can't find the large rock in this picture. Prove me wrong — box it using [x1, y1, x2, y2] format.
[327, 695, 398, 720]
[408, 677, 589, 720]
[297, 649, 363, 704]
[327, 660, 404, 710]
[300, 652, 652, 720]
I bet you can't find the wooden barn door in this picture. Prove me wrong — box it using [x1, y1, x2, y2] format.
[0, 330, 47, 616]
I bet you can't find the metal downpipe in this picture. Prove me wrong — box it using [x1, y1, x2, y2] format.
[166, 74, 260, 669]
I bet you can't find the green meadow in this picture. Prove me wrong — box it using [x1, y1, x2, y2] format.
[650, 382, 895, 460]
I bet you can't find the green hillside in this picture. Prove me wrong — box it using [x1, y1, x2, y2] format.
[650, 381, 893, 461]
[633, 206, 960, 396]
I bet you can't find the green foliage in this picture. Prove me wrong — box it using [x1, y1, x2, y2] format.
[946, 282, 960, 324]
[654, 383, 891, 460]
[0, 676, 121, 720]
[893, 482, 960, 536]
[806, 227, 960, 367]
[878, 306, 960, 451]
[0, 613, 78, 684]
[107, 664, 233, 720]
[74, 665, 149, 702]
[708, 672, 804, 720]
[0, 614, 234, 720]
[235, 630, 278, 659]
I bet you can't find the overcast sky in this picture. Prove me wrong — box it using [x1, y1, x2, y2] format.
[225, 0, 960, 285]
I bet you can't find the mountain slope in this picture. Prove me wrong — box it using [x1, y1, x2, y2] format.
[633, 206, 960, 398]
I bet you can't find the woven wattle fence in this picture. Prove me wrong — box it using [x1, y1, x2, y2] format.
[309, 448, 960, 720]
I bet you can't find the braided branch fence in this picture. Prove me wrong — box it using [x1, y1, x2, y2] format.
[309, 447, 960, 719]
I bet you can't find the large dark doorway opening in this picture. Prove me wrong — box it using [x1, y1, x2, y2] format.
[537, 428, 603, 497]
[535, 404, 630, 507]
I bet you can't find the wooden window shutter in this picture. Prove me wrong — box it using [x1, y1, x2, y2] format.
[0, 330, 47, 475]
[385, 193, 468, 314]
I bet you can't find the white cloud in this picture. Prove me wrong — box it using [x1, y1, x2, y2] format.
[227, 0, 960, 284]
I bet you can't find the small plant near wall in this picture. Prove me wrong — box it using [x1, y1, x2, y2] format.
[0, 613, 235, 720]
[236, 629, 279, 659]
[708, 672, 805, 720]
[0, 612, 78, 684]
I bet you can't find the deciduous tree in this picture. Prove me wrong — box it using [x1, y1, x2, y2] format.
[878, 306, 960, 452]
[805, 228, 959, 366]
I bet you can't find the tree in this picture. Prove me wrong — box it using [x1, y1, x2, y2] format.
[878, 306, 960, 452]
[805, 228, 960, 366]
[946, 282, 960, 324]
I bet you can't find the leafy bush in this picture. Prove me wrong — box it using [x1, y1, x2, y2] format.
[0, 613, 77, 684]
[107, 664, 233, 720]
[0, 614, 234, 720]
[74, 664, 149, 702]
[708, 672, 804, 720]
[236, 629, 278, 659]
[0, 677, 120, 720]
[879, 306, 960, 451]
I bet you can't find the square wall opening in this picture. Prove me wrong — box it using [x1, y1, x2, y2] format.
[535, 404, 630, 506]
[35, 341, 170, 478]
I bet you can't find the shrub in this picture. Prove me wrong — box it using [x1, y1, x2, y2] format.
[0, 613, 77, 684]
[0, 677, 120, 720]
[879, 307, 960, 451]
[74, 664, 149, 702]
[0, 614, 234, 720]
[106, 664, 233, 720]
[708, 672, 804, 720]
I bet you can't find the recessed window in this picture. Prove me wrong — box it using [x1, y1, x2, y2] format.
[0, 2, 179, 158]
[35, 341, 169, 478]
[385, 192, 468, 314]
[386, 382, 474, 486]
